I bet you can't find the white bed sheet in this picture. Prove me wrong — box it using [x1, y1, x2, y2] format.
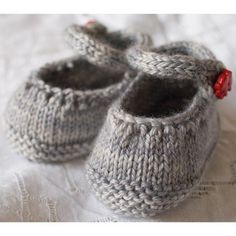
[0, 14, 236, 222]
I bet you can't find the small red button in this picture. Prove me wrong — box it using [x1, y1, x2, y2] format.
[213, 69, 232, 99]
[85, 20, 96, 27]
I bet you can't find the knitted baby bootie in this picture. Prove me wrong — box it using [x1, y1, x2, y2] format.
[4, 21, 152, 162]
[86, 41, 232, 217]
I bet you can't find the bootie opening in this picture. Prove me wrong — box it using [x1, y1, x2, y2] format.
[39, 59, 124, 91]
[122, 76, 198, 118]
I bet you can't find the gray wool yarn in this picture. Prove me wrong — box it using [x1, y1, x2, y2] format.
[4, 22, 152, 162]
[4, 57, 134, 162]
[64, 21, 152, 72]
[126, 41, 224, 81]
[86, 41, 224, 217]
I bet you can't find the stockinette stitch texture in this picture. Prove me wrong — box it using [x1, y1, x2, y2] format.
[4, 22, 151, 162]
[86, 41, 226, 217]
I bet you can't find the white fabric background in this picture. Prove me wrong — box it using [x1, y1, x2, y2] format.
[0, 14, 236, 222]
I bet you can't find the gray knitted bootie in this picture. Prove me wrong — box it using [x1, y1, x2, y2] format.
[4, 21, 152, 162]
[86, 41, 232, 217]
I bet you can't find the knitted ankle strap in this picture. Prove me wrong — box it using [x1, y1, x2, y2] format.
[64, 21, 152, 72]
[126, 41, 225, 84]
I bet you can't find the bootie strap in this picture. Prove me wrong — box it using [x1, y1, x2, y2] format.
[64, 21, 152, 72]
[127, 41, 224, 82]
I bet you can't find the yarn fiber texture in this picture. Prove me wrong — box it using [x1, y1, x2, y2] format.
[4, 22, 152, 162]
[126, 41, 224, 81]
[4, 57, 134, 162]
[64, 22, 152, 72]
[86, 41, 223, 217]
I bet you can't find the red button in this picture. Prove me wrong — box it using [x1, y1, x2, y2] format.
[213, 69, 232, 99]
[85, 20, 96, 27]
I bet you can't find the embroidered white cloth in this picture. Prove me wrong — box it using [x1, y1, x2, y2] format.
[0, 14, 236, 222]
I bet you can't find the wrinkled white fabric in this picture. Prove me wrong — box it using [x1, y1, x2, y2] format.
[0, 14, 236, 222]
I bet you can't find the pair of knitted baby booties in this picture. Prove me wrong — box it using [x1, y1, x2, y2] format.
[4, 21, 232, 218]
